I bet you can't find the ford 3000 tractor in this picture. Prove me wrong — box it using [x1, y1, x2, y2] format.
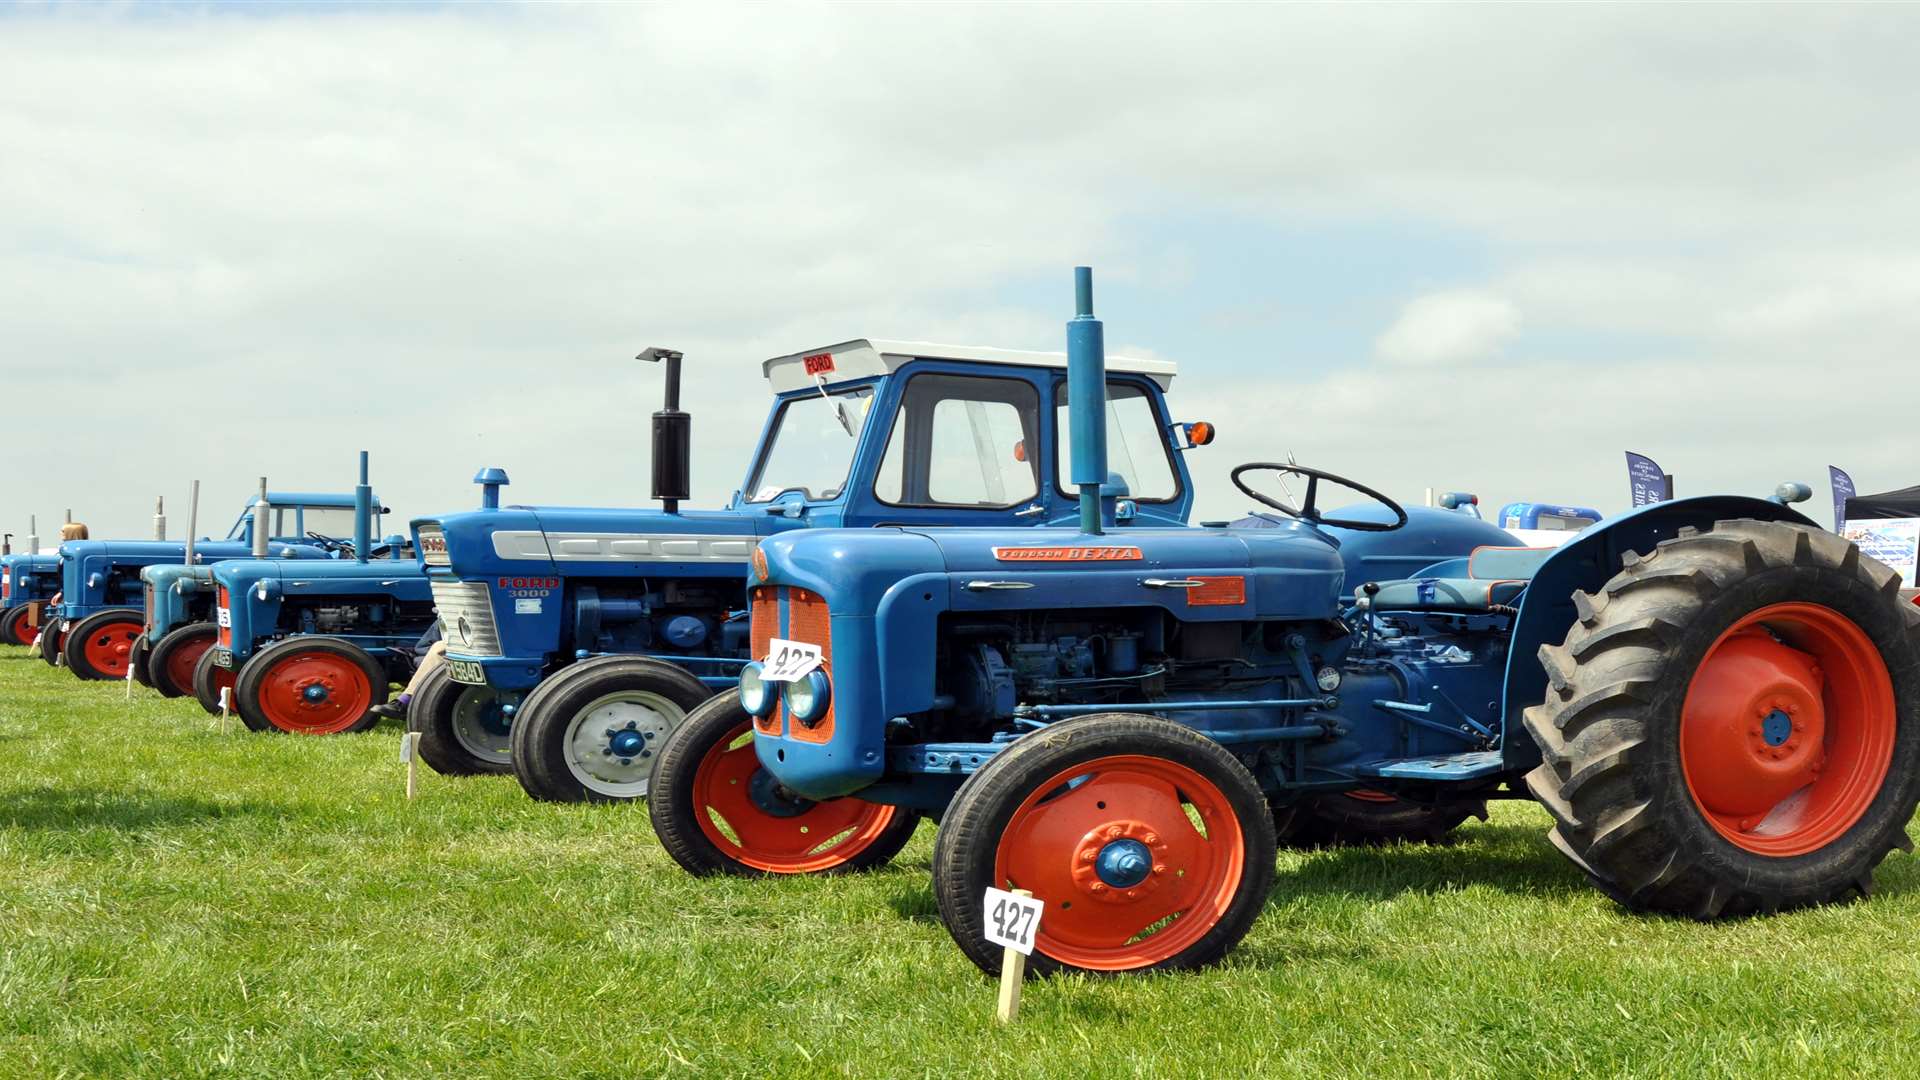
[413, 341, 1212, 801]
[648, 268, 1920, 977]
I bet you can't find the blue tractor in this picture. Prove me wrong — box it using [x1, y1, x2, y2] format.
[203, 456, 431, 734]
[41, 490, 371, 681]
[647, 268, 1920, 976]
[0, 550, 60, 648]
[413, 340, 1209, 799]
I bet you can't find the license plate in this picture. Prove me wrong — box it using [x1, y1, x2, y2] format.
[216, 607, 231, 628]
[447, 659, 487, 685]
[213, 648, 234, 670]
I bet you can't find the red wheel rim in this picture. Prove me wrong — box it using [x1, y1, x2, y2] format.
[691, 721, 904, 873]
[19, 618, 41, 647]
[257, 650, 375, 735]
[208, 664, 236, 703]
[1681, 602, 1897, 856]
[164, 631, 215, 694]
[81, 617, 142, 677]
[993, 754, 1246, 971]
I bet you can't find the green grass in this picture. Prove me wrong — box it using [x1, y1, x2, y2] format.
[4, 650, 1920, 1079]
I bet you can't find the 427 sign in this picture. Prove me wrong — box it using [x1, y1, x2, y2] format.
[760, 637, 824, 682]
[982, 887, 1043, 956]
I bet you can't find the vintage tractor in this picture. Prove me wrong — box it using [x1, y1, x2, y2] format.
[647, 268, 1920, 977]
[44, 488, 374, 681]
[0, 552, 60, 648]
[202, 458, 430, 734]
[414, 339, 1208, 800]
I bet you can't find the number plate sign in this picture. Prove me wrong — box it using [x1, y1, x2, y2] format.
[760, 638, 823, 682]
[216, 607, 231, 628]
[983, 887, 1043, 956]
[212, 648, 234, 670]
[447, 659, 487, 686]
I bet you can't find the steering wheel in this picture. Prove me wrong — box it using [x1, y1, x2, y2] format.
[1230, 463, 1408, 533]
[307, 530, 354, 556]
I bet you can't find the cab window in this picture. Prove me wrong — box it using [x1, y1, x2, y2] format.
[875, 373, 1040, 508]
[1054, 380, 1180, 502]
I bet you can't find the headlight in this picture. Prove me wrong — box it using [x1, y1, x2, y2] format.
[738, 662, 775, 716]
[783, 669, 832, 726]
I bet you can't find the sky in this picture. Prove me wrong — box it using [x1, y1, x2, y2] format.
[2, 2, 1917, 543]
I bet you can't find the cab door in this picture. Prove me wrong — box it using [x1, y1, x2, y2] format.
[847, 364, 1050, 529]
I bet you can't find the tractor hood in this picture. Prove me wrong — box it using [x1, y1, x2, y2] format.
[212, 557, 425, 592]
[1236, 505, 1525, 598]
[417, 504, 799, 580]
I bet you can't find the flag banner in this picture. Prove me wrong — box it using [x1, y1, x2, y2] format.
[1829, 466, 1856, 530]
[1625, 451, 1671, 507]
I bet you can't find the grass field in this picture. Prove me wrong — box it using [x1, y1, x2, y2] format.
[4, 648, 1920, 1078]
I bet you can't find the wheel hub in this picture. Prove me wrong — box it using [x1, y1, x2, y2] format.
[565, 694, 679, 792]
[1682, 629, 1828, 822]
[1070, 821, 1171, 902]
[301, 682, 331, 705]
[747, 768, 812, 818]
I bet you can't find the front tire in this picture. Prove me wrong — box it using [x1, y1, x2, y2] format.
[410, 664, 516, 776]
[149, 622, 218, 699]
[191, 645, 237, 716]
[1525, 519, 1920, 918]
[649, 695, 919, 876]
[63, 609, 144, 681]
[234, 637, 390, 735]
[508, 655, 713, 803]
[932, 713, 1277, 976]
[1, 605, 39, 647]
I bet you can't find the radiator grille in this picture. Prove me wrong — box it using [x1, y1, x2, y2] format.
[216, 586, 232, 648]
[431, 579, 501, 656]
[416, 523, 450, 567]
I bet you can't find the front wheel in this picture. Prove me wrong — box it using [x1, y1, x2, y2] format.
[649, 695, 919, 876]
[508, 655, 714, 803]
[932, 713, 1277, 976]
[1, 604, 40, 648]
[1525, 519, 1920, 917]
[233, 637, 390, 735]
[411, 664, 516, 776]
[148, 622, 218, 699]
[63, 609, 144, 681]
[38, 615, 66, 666]
[191, 645, 236, 716]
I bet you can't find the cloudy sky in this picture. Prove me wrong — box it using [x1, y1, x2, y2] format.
[3, 3, 1916, 543]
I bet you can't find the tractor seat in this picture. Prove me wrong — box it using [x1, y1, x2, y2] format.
[1364, 546, 1556, 613]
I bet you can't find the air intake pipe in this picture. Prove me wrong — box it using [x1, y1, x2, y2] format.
[251, 480, 271, 557]
[184, 481, 200, 567]
[153, 496, 166, 540]
[638, 347, 690, 515]
[354, 450, 372, 565]
[1066, 267, 1109, 536]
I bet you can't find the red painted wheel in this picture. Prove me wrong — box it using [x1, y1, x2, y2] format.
[62, 610, 144, 680]
[150, 623, 218, 699]
[235, 639, 387, 735]
[933, 713, 1276, 976]
[1681, 602, 1897, 857]
[650, 695, 919, 876]
[191, 646, 237, 716]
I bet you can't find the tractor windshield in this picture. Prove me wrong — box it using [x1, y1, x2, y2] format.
[745, 386, 876, 502]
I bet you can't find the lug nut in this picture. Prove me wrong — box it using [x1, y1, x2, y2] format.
[625, 720, 638, 730]
[617, 757, 632, 766]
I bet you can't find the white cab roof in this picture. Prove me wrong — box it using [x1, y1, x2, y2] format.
[763, 339, 1176, 394]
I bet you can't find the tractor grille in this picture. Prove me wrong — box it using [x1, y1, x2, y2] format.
[216, 586, 232, 648]
[749, 585, 834, 743]
[2, 571, 10, 602]
[416, 523, 450, 567]
[143, 584, 155, 630]
[431, 579, 501, 656]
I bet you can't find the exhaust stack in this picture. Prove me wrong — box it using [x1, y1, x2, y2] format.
[184, 481, 200, 567]
[154, 496, 166, 541]
[354, 450, 372, 564]
[27, 515, 37, 555]
[251, 479, 271, 557]
[1066, 266, 1109, 536]
[638, 347, 691, 515]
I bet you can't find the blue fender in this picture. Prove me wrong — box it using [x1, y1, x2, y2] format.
[1498, 495, 1818, 771]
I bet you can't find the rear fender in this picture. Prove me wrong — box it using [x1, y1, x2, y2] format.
[1498, 496, 1818, 772]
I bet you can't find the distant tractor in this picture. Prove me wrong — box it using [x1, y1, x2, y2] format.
[0, 552, 59, 647]
[204, 455, 430, 734]
[43, 487, 373, 681]
[648, 268, 1920, 977]
[414, 340, 1210, 800]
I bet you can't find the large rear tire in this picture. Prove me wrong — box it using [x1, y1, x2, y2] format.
[191, 646, 237, 716]
[1271, 789, 1488, 848]
[234, 637, 389, 735]
[149, 622, 218, 699]
[649, 695, 919, 876]
[932, 713, 1277, 976]
[508, 655, 714, 803]
[1525, 519, 1920, 918]
[410, 664, 516, 776]
[63, 609, 144, 681]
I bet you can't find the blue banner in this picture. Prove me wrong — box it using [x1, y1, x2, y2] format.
[1829, 466, 1856, 530]
[1625, 451, 1670, 507]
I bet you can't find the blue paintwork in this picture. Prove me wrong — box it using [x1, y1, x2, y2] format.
[210, 553, 430, 670]
[416, 352, 1201, 694]
[1095, 839, 1153, 889]
[1, 553, 60, 612]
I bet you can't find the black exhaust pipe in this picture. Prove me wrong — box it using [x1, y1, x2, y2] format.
[638, 347, 691, 514]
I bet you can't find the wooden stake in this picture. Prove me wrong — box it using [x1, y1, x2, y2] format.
[219, 687, 231, 735]
[403, 732, 422, 800]
[995, 888, 1033, 1024]
[125, 656, 135, 699]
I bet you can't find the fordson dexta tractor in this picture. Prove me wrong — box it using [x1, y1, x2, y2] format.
[648, 268, 1920, 977]
[202, 457, 430, 734]
[43, 490, 368, 681]
[1, 552, 60, 647]
[414, 340, 1209, 800]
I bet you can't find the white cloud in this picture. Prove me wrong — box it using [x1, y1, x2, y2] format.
[1374, 290, 1520, 366]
